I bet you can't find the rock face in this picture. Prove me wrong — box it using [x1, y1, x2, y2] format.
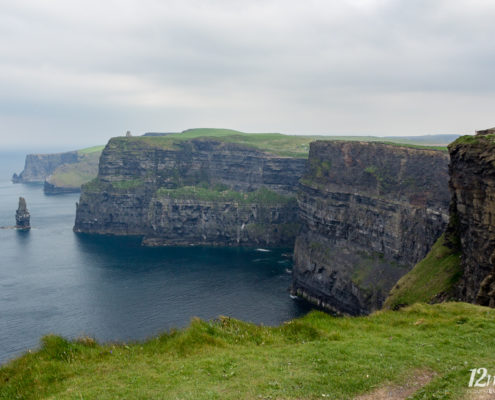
[13, 150, 101, 194]
[15, 197, 30, 230]
[74, 137, 306, 247]
[143, 196, 299, 247]
[447, 130, 495, 306]
[291, 141, 450, 315]
[12, 152, 79, 183]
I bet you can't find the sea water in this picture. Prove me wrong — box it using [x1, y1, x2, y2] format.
[0, 152, 310, 364]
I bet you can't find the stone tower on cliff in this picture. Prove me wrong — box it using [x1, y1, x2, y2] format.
[16, 197, 31, 230]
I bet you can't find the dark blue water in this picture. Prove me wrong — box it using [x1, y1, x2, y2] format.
[0, 153, 310, 364]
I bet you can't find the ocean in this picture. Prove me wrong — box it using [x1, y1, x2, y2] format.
[0, 153, 310, 364]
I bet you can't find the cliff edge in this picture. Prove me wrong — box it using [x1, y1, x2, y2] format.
[12, 152, 79, 183]
[12, 147, 103, 194]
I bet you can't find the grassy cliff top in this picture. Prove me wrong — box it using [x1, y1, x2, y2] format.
[1, 302, 494, 399]
[109, 129, 449, 158]
[450, 133, 495, 148]
[77, 145, 105, 155]
[112, 130, 321, 158]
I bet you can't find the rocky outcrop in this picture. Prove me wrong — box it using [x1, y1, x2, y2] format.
[74, 137, 306, 247]
[15, 197, 30, 230]
[291, 141, 450, 315]
[447, 129, 495, 306]
[12, 152, 79, 183]
[43, 180, 81, 194]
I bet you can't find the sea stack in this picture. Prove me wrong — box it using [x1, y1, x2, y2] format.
[16, 197, 31, 230]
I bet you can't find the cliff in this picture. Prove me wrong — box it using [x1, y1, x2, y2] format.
[291, 141, 450, 315]
[44, 151, 101, 194]
[446, 129, 495, 306]
[12, 152, 79, 183]
[13, 147, 103, 194]
[74, 136, 306, 247]
[385, 129, 495, 309]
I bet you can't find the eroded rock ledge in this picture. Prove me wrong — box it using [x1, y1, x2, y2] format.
[291, 141, 450, 315]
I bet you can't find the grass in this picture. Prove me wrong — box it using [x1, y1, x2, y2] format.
[47, 153, 100, 188]
[81, 177, 145, 192]
[384, 235, 463, 310]
[110, 178, 145, 190]
[77, 145, 105, 155]
[156, 185, 295, 205]
[111, 131, 320, 158]
[450, 133, 495, 147]
[1, 302, 494, 399]
[107, 128, 449, 159]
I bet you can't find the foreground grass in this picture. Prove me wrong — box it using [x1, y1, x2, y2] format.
[1, 303, 494, 399]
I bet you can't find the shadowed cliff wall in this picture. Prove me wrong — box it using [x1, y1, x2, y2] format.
[291, 141, 450, 315]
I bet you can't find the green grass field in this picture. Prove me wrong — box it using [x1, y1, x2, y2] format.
[1, 302, 493, 399]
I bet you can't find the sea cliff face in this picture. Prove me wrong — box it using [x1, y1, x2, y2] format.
[143, 195, 299, 247]
[447, 130, 495, 306]
[291, 141, 450, 315]
[74, 137, 306, 247]
[12, 152, 79, 183]
[13, 149, 101, 194]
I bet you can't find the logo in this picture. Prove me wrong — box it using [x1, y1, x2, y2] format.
[469, 368, 495, 388]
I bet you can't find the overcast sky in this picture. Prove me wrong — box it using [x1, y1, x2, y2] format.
[1, 0, 494, 150]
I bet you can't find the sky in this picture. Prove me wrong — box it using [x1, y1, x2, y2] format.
[1, 0, 494, 150]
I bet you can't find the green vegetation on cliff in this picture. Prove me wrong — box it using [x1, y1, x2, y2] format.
[384, 235, 463, 310]
[109, 128, 449, 160]
[112, 130, 319, 158]
[77, 145, 105, 155]
[81, 177, 145, 192]
[47, 152, 101, 189]
[450, 133, 495, 147]
[1, 303, 494, 399]
[157, 185, 295, 205]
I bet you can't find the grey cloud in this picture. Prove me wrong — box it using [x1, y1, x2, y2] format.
[0, 0, 494, 149]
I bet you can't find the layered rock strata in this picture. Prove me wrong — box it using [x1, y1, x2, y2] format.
[74, 137, 306, 247]
[447, 129, 495, 306]
[292, 141, 450, 315]
[143, 195, 299, 247]
[15, 197, 31, 230]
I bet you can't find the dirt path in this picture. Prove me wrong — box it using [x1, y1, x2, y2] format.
[467, 388, 495, 399]
[353, 370, 436, 400]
